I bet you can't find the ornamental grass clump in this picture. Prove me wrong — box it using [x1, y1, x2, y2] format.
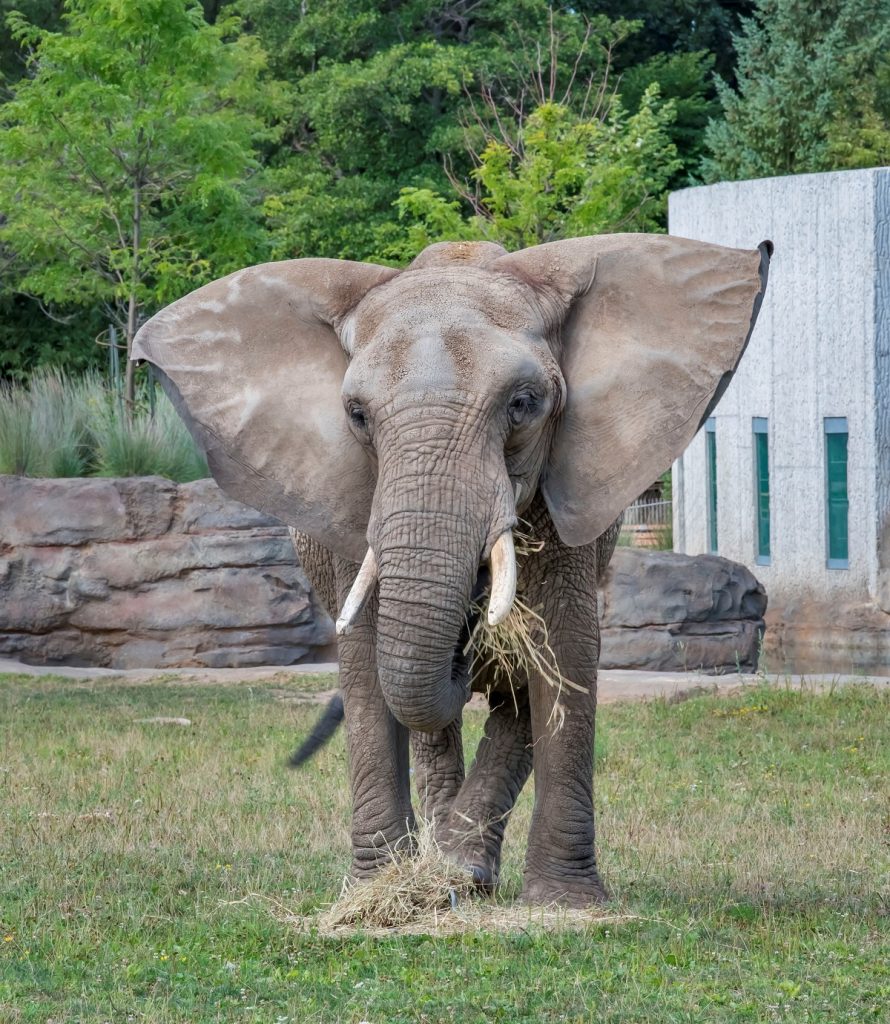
[0, 368, 101, 476]
[322, 820, 477, 931]
[92, 392, 208, 481]
[0, 368, 208, 481]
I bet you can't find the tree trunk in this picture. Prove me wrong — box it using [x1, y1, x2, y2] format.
[123, 180, 142, 411]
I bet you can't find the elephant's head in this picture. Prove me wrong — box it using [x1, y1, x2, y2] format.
[133, 235, 770, 731]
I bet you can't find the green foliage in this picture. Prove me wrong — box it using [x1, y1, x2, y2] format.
[0, 0, 286, 383]
[618, 50, 719, 185]
[0, 369, 208, 480]
[594, 0, 754, 81]
[7, 1, 878, 379]
[253, 1, 638, 261]
[0, 0, 61, 89]
[826, 55, 890, 168]
[377, 90, 680, 263]
[0, 293, 104, 380]
[0, 2, 754, 374]
[703, 0, 890, 181]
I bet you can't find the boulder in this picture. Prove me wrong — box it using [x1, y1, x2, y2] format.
[598, 548, 767, 672]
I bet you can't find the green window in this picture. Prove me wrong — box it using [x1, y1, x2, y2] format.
[706, 418, 717, 553]
[824, 418, 849, 568]
[753, 418, 770, 564]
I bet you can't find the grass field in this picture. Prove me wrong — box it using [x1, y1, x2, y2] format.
[0, 673, 887, 1022]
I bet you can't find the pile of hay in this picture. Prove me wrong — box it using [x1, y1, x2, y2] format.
[321, 821, 478, 931]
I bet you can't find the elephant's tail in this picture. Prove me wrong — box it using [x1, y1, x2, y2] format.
[288, 693, 345, 767]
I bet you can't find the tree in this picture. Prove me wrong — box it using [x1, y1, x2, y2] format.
[617, 50, 718, 187]
[375, 87, 680, 263]
[0, 0, 284, 398]
[825, 55, 890, 169]
[250, 0, 639, 262]
[702, 0, 890, 182]
[593, 0, 754, 81]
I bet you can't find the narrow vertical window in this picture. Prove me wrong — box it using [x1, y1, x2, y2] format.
[705, 417, 717, 553]
[753, 418, 770, 564]
[824, 417, 849, 568]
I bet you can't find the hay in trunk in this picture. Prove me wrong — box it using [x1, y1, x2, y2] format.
[468, 528, 584, 730]
[321, 819, 478, 930]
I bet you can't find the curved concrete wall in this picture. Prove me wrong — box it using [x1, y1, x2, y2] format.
[669, 169, 889, 608]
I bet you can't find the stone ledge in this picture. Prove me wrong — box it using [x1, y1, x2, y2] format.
[0, 476, 765, 672]
[0, 475, 334, 668]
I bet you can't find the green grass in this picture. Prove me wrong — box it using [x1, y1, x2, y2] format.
[0, 369, 208, 481]
[0, 674, 887, 1022]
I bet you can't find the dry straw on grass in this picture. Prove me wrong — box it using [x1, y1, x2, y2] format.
[467, 528, 583, 729]
[321, 820, 478, 930]
[287, 821, 633, 937]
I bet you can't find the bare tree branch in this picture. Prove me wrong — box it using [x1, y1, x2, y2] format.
[20, 293, 81, 325]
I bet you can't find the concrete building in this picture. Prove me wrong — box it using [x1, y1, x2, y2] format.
[669, 168, 889, 673]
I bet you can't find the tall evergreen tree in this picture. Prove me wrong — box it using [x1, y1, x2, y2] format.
[703, 0, 890, 181]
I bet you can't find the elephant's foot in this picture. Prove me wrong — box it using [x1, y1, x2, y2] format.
[442, 845, 498, 895]
[350, 826, 416, 880]
[521, 867, 609, 908]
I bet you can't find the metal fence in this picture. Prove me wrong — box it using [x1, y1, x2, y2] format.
[622, 498, 672, 526]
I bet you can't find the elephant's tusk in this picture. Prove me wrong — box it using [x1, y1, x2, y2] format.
[487, 530, 517, 626]
[336, 548, 378, 636]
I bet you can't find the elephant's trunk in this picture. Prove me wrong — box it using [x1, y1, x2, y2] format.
[373, 507, 483, 732]
[363, 401, 516, 732]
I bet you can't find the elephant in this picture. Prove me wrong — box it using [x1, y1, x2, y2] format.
[132, 233, 771, 907]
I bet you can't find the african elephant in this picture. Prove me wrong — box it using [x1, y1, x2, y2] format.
[132, 234, 770, 906]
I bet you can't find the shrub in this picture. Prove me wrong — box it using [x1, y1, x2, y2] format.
[0, 370, 208, 482]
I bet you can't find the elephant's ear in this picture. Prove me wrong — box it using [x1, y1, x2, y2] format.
[132, 259, 399, 563]
[496, 234, 771, 547]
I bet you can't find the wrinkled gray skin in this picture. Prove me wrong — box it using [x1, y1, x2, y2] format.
[133, 235, 770, 907]
[291, 247, 622, 904]
[294, 507, 620, 905]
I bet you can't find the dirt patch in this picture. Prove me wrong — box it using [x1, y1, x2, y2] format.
[292, 904, 637, 938]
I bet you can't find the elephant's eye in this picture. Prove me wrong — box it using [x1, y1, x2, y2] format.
[508, 389, 540, 426]
[346, 401, 368, 433]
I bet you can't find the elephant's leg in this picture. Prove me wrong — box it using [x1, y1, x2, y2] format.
[334, 557, 415, 878]
[289, 529, 338, 619]
[520, 535, 606, 907]
[441, 686, 534, 890]
[410, 722, 464, 833]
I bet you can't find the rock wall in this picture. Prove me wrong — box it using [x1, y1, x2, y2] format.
[0, 476, 334, 668]
[763, 598, 890, 675]
[0, 476, 765, 672]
